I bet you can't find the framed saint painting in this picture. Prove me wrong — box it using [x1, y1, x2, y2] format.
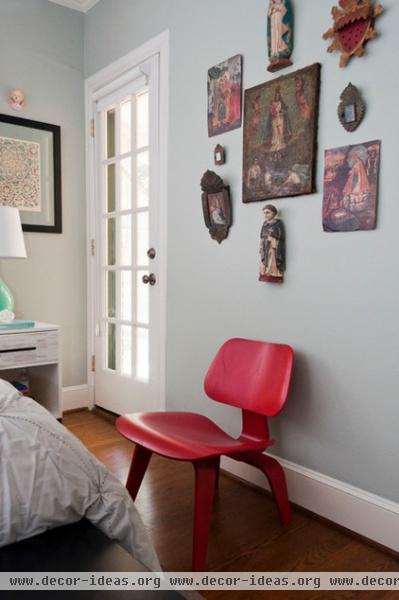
[0, 114, 62, 233]
[208, 54, 242, 137]
[242, 63, 321, 203]
[323, 140, 381, 232]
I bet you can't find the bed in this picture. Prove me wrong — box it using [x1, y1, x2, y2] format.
[0, 378, 161, 573]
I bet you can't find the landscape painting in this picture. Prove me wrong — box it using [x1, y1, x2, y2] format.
[208, 54, 242, 137]
[323, 141, 381, 232]
[242, 63, 320, 203]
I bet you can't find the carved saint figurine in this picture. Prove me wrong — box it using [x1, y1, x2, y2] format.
[267, 0, 293, 73]
[259, 205, 285, 283]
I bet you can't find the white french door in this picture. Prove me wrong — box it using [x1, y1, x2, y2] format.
[90, 52, 165, 415]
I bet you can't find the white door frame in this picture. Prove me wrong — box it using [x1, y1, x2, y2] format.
[85, 30, 169, 410]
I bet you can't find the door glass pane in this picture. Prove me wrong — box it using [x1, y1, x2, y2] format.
[136, 327, 149, 381]
[121, 325, 132, 375]
[107, 271, 116, 318]
[136, 151, 149, 208]
[120, 158, 132, 210]
[136, 92, 149, 149]
[107, 322, 116, 370]
[107, 218, 116, 266]
[121, 271, 132, 321]
[107, 163, 116, 213]
[107, 109, 115, 159]
[136, 212, 149, 266]
[136, 271, 149, 324]
[120, 215, 132, 266]
[120, 100, 132, 154]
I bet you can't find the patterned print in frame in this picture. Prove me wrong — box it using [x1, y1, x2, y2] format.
[323, 140, 381, 232]
[0, 136, 41, 211]
[243, 63, 321, 203]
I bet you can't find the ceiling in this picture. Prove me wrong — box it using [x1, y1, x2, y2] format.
[47, 0, 100, 12]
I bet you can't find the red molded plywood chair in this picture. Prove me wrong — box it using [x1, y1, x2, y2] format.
[116, 338, 294, 571]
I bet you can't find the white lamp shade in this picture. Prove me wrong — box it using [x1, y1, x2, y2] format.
[0, 206, 27, 258]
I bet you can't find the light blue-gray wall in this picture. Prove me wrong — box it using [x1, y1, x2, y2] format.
[85, 0, 399, 503]
[0, 0, 86, 386]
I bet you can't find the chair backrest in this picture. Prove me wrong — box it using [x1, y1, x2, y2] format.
[204, 338, 294, 417]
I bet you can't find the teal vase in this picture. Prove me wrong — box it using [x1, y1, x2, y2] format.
[0, 279, 14, 312]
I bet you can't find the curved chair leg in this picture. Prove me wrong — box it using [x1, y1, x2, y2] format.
[241, 453, 291, 525]
[192, 457, 219, 572]
[215, 456, 221, 490]
[125, 444, 152, 501]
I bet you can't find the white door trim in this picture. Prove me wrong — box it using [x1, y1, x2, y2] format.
[85, 30, 169, 410]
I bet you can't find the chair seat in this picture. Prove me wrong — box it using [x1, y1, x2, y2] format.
[117, 412, 271, 461]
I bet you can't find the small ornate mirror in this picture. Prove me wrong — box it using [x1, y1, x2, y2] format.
[337, 83, 366, 132]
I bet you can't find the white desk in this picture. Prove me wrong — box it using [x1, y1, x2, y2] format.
[0, 322, 61, 419]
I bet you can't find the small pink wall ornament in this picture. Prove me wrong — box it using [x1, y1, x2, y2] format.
[8, 89, 25, 112]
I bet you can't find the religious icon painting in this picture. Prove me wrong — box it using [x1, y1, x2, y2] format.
[243, 63, 321, 203]
[323, 140, 381, 232]
[201, 170, 232, 244]
[208, 55, 243, 137]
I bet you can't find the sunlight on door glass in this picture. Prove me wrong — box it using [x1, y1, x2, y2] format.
[107, 322, 116, 371]
[107, 218, 116, 266]
[136, 151, 149, 208]
[136, 327, 149, 381]
[106, 164, 116, 213]
[120, 215, 132, 266]
[136, 212, 149, 266]
[120, 158, 132, 210]
[121, 325, 132, 376]
[106, 109, 116, 159]
[120, 100, 132, 154]
[121, 270, 132, 321]
[136, 92, 149, 149]
[136, 271, 149, 325]
[107, 271, 116, 318]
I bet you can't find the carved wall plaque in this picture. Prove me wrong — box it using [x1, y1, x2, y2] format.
[323, 0, 384, 68]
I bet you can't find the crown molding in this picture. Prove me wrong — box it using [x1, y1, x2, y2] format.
[47, 0, 100, 13]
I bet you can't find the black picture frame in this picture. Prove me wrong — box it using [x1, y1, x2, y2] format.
[0, 113, 62, 233]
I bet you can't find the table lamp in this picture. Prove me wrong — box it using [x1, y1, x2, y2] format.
[0, 206, 27, 316]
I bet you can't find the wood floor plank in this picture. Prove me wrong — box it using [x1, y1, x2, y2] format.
[63, 409, 399, 600]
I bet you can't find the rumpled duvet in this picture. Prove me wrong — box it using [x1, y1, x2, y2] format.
[0, 379, 160, 572]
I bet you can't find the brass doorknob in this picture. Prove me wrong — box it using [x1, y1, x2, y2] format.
[142, 273, 156, 286]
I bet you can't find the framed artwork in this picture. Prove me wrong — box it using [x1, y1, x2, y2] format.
[242, 63, 321, 203]
[201, 170, 232, 244]
[0, 114, 61, 233]
[208, 54, 242, 137]
[323, 140, 381, 232]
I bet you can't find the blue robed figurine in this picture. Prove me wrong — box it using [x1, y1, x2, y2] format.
[267, 0, 293, 73]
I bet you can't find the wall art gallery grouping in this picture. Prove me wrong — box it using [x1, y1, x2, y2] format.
[203, 0, 384, 284]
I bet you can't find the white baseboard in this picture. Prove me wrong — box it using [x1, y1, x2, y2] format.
[62, 384, 90, 412]
[221, 455, 399, 553]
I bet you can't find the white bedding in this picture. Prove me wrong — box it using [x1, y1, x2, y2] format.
[0, 379, 160, 572]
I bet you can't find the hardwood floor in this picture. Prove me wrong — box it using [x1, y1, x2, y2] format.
[64, 409, 399, 599]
